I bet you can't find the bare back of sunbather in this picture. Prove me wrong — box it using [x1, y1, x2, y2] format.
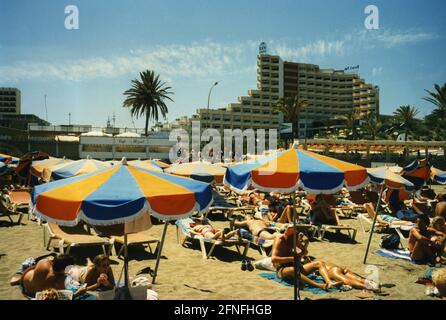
[246, 220, 281, 240]
[22, 258, 66, 296]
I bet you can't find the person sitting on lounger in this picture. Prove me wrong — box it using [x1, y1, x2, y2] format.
[310, 194, 339, 225]
[233, 214, 282, 240]
[77, 254, 115, 291]
[254, 200, 296, 224]
[271, 227, 341, 290]
[364, 203, 414, 228]
[190, 218, 241, 240]
[408, 214, 446, 263]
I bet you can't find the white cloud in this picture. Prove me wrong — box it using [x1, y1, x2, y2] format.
[357, 29, 437, 48]
[0, 41, 256, 82]
[0, 29, 437, 83]
[272, 40, 345, 61]
[372, 66, 383, 77]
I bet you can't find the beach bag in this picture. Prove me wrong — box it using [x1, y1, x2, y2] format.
[380, 233, 400, 250]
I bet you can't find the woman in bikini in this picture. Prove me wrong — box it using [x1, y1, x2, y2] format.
[190, 219, 240, 240]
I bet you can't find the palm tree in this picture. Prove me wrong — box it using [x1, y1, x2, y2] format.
[423, 83, 446, 121]
[362, 112, 382, 140]
[123, 70, 173, 136]
[393, 105, 419, 142]
[337, 112, 360, 140]
[393, 105, 419, 157]
[273, 95, 308, 141]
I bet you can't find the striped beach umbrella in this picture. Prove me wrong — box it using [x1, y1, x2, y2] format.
[0, 153, 13, 164]
[224, 147, 369, 300]
[127, 160, 163, 172]
[146, 159, 170, 169]
[45, 158, 110, 181]
[165, 161, 226, 184]
[31, 158, 73, 180]
[32, 163, 213, 286]
[431, 167, 446, 184]
[224, 148, 369, 194]
[32, 165, 212, 225]
[0, 153, 20, 165]
[400, 158, 431, 189]
[367, 167, 415, 191]
[383, 159, 433, 203]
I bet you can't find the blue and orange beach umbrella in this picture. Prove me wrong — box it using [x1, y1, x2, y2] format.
[147, 159, 170, 169]
[44, 158, 110, 181]
[224, 147, 369, 300]
[127, 160, 163, 172]
[224, 148, 369, 194]
[384, 159, 432, 204]
[367, 167, 415, 192]
[0, 153, 19, 165]
[165, 161, 227, 184]
[32, 163, 213, 285]
[431, 167, 446, 185]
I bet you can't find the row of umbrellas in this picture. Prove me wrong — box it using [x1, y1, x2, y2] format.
[2, 149, 439, 299]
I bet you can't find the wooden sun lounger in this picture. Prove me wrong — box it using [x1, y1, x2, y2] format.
[44, 223, 113, 255]
[176, 218, 250, 259]
[111, 232, 160, 257]
[313, 224, 357, 242]
[0, 191, 31, 224]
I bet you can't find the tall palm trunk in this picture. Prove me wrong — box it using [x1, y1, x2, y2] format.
[145, 112, 149, 136]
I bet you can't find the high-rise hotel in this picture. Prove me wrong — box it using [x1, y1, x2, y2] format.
[196, 53, 379, 137]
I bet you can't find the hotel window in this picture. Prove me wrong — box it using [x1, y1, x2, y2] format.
[82, 144, 113, 152]
[116, 145, 146, 153]
[149, 146, 172, 154]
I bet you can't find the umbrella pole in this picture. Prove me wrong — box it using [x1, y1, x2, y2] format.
[152, 221, 168, 284]
[124, 233, 129, 287]
[292, 192, 300, 301]
[363, 184, 385, 264]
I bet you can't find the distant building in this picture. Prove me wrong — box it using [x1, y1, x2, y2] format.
[0, 87, 21, 114]
[195, 52, 379, 138]
[0, 87, 51, 131]
[0, 113, 50, 130]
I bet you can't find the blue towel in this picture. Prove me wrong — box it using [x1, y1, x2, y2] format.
[373, 249, 427, 264]
[258, 272, 350, 294]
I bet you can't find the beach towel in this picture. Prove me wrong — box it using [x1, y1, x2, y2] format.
[374, 249, 418, 263]
[258, 272, 351, 294]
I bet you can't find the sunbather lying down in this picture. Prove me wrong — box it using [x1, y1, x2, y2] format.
[189, 218, 241, 240]
[271, 227, 380, 291]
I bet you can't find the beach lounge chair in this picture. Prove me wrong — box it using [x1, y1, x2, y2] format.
[0, 190, 30, 224]
[110, 231, 160, 257]
[313, 223, 357, 242]
[176, 218, 250, 259]
[320, 194, 354, 218]
[360, 203, 413, 249]
[43, 223, 113, 255]
[342, 190, 367, 214]
[310, 211, 357, 242]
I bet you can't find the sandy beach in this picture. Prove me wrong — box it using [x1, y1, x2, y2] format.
[1, 185, 445, 300]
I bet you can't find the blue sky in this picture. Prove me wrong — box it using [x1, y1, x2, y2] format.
[1, 0, 445, 128]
